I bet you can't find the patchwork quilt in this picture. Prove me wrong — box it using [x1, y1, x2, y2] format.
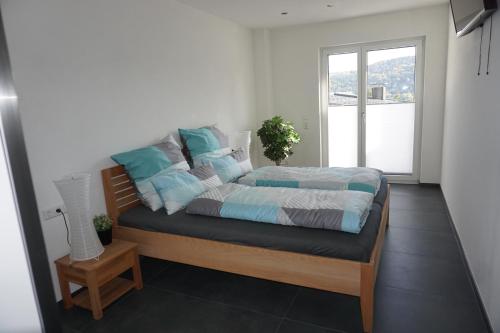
[186, 183, 374, 234]
[238, 166, 382, 194]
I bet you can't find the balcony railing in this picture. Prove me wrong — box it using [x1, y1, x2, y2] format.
[329, 92, 414, 107]
[328, 102, 415, 174]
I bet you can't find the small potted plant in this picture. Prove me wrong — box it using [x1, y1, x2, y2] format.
[93, 214, 113, 246]
[257, 115, 301, 166]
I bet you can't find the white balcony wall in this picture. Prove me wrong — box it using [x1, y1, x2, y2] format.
[328, 106, 358, 167]
[366, 103, 415, 174]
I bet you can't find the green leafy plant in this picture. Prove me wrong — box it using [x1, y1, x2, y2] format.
[93, 214, 113, 232]
[257, 116, 301, 166]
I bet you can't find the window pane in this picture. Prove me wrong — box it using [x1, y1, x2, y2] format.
[366, 104, 415, 174]
[328, 52, 358, 167]
[329, 53, 358, 106]
[365, 47, 416, 174]
[329, 105, 358, 167]
[367, 46, 416, 104]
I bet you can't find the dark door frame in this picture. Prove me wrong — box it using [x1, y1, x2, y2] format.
[0, 7, 61, 333]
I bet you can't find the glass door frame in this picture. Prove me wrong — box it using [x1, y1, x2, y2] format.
[319, 37, 424, 183]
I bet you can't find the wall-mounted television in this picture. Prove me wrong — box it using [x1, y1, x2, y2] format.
[450, 0, 497, 37]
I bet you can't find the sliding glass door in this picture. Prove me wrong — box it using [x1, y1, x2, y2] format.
[320, 39, 423, 182]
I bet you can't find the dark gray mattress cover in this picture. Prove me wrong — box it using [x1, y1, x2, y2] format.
[119, 177, 388, 262]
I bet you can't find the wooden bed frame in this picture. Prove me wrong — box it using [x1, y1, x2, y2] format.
[101, 165, 389, 333]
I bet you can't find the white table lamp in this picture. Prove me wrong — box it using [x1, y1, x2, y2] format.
[54, 173, 104, 261]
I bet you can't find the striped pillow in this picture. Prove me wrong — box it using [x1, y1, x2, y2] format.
[111, 135, 190, 211]
[152, 165, 222, 215]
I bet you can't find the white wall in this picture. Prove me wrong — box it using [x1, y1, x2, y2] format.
[2, 0, 256, 300]
[442, 10, 500, 331]
[252, 29, 274, 166]
[255, 5, 449, 182]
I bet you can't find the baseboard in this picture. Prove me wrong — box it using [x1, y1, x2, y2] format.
[440, 185, 494, 333]
[387, 180, 440, 186]
[417, 182, 440, 187]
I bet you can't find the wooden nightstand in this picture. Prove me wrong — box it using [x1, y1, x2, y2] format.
[55, 239, 143, 319]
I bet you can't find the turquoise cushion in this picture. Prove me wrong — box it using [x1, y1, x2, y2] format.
[111, 146, 171, 182]
[201, 149, 253, 183]
[178, 128, 221, 157]
[134, 164, 190, 211]
[152, 171, 205, 215]
[111, 135, 190, 211]
[207, 155, 242, 183]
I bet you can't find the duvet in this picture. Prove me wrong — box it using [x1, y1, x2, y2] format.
[238, 166, 382, 194]
[186, 183, 374, 234]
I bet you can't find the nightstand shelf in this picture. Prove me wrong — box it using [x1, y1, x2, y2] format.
[72, 277, 135, 311]
[55, 239, 143, 319]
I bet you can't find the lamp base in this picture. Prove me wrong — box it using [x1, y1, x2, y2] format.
[69, 246, 105, 262]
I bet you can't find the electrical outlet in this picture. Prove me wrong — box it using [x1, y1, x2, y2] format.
[302, 117, 309, 130]
[42, 205, 66, 220]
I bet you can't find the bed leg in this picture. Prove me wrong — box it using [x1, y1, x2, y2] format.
[385, 186, 390, 229]
[360, 263, 375, 333]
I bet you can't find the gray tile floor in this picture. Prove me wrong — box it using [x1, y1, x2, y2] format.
[59, 185, 491, 333]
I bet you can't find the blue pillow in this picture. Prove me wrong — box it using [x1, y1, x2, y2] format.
[111, 135, 190, 211]
[179, 125, 230, 167]
[202, 149, 253, 183]
[134, 165, 189, 211]
[152, 165, 222, 214]
[111, 146, 169, 182]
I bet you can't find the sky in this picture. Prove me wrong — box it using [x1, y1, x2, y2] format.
[329, 46, 415, 73]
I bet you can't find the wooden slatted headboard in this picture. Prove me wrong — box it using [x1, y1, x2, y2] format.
[101, 165, 141, 225]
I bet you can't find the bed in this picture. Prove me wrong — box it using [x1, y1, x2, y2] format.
[102, 165, 390, 333]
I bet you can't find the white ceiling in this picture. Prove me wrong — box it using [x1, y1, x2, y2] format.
[178, 0, 448, 28]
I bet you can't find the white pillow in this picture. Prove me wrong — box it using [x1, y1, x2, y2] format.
[230, 130, 251, 155]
